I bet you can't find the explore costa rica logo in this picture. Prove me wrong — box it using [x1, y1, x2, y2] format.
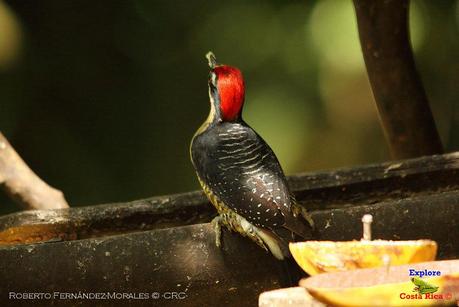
[398, 269, 457, 302]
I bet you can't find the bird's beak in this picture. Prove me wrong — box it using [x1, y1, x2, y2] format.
[206, 51, 217, 69]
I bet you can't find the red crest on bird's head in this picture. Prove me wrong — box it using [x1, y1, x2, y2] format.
[206, 52, 245, 122]
[213, 65, 245, 121]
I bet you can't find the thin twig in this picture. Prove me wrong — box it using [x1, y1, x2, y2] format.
[0, 132, 69, 210]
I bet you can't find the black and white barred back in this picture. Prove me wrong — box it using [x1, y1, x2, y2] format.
[191, 121, 309, 240]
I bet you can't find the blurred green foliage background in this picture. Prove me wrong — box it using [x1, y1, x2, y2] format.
[0, 0, 458, 214]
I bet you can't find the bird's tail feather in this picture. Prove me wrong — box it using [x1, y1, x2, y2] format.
[257, 228, 290, 260]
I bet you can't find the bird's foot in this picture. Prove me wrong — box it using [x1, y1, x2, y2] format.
[292, 204, 314, 229]
[211, 215, 222, 248]
[212, 213, 269, 253]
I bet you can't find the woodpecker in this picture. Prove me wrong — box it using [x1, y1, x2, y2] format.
[190, 52, 313, 260]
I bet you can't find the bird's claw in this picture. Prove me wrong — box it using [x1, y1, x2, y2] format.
[212, 214, 269, 253]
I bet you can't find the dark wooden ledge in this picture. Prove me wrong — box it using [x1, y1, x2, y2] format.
[0, 152, 458, 306]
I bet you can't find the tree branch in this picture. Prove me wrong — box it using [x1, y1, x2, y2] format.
[353, 0, 443, 159]
[0, 132, 69, 210]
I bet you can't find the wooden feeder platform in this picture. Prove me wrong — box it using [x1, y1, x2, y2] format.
[0, 152, 458, 306]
